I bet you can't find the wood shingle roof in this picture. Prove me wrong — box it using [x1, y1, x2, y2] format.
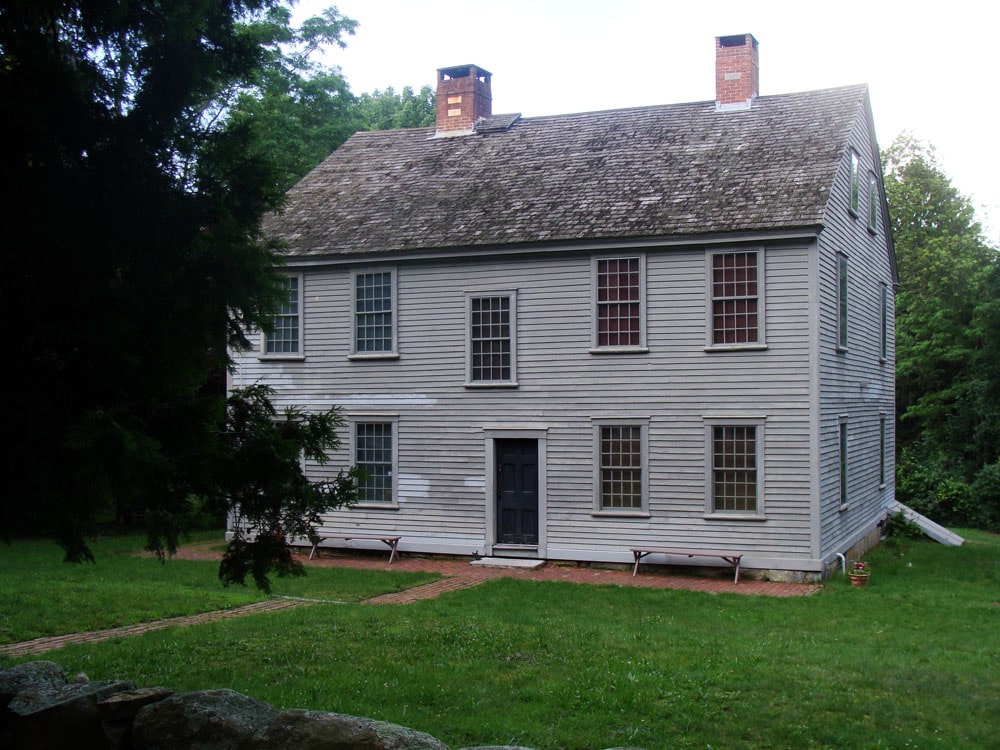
[266, 84, 869, 257]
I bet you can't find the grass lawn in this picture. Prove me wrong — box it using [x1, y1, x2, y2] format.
[0, 532, 440, 644]
[3, 531, 998, 749]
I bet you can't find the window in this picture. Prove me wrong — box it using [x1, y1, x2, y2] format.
[354, 420, 397, 505]
[263, 274, 302, 356]
[868, 172, 878, 233]
[352, 270, 395, 356]
[593, 256, 645, 350]
[839, 418, 849, 509]
[709, 423, 761, 514]
[467, 292, 517, 385]
[879, 414, 887, 487]
[880, 282, 888, 362]
[594, 421, 647, 511]
[849, 151, 860, 216]
[838, 254, 849, 350]
[708, 250, 764, 347]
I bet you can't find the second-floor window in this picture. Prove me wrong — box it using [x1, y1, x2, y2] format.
[849, 150, 860, 216]
[868, 172, 878, 233]
[467, 292, 516, 385]
[838, 254, 849, 350]
[263, 274, 302, 356]
[594, 256, 644, 350]
[710, 250, 762, 346]
[353, 270, 395, 355]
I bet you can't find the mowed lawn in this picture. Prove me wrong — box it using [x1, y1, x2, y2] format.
[2, 531, 997, 749]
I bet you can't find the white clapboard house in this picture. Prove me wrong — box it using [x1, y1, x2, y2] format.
[230, 34, 897, 581]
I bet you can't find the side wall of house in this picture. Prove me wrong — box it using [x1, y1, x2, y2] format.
[815, 104, 896, 569]
[232, 237, 824, 574]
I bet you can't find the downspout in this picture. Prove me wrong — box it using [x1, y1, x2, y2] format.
[835, 552, 846, 575]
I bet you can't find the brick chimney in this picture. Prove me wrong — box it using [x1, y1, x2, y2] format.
[715, 34, 759, 109]
[435, 64, 492, 134]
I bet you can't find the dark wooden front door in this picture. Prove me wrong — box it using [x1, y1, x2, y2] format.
[496, 439, 538, 545]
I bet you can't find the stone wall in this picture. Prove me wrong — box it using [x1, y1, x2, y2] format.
[0, 660, 643, 750]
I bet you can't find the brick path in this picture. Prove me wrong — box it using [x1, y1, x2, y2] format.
[2, 546, 819, 657]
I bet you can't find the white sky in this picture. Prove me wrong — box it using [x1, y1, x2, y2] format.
[293, 0, 1000, 242]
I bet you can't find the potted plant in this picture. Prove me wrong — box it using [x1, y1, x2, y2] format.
[848, 560, 870, 587]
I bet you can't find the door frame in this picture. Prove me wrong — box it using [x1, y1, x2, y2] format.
[484, 426, 547, 557]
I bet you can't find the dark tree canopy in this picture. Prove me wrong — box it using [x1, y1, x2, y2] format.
[0, 0, 362, 582]
[885, 135, 1000, 528]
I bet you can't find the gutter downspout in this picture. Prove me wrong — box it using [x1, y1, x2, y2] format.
[835, 552, 846, 575]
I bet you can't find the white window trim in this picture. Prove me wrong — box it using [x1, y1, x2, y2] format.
[259, 272, 304, 360]
[590, 254, 648, 354]
[591, 417, 650, 516]
[703, 415, 767, 520]
[349, 267, 399, 360]
[868, 172, 878, 234]
[464, 289, 518, 388]
[837, 252, 849, 352]
[704, 246, 768, 352]
[348, 414, 400, 509]
[848, 150, 860, 217]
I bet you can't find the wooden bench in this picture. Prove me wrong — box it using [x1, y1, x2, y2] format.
[308, 534, 401, 564]
[630, 548, 743, 583]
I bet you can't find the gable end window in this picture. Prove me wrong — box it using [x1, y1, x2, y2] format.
[351, 270, 397, 357]
[352, 417, 398, 506]
[837, 253, 849, 351]
[849, 151, 860, 216]
[262, 274, 303, 357]
[707, 249, 765, 348]
[466, 291, 517, 387]
[593, 420, 648, 514]
[592, 256, 646, 352]
[868, 172, 878, 233]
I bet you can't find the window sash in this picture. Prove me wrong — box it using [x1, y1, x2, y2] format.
[355, 422, 393, 504]
[596, 257, 641, 347]
[711, 252, 759, 345]
[880, 283, 888, 360]
[839, 421, 849, 507]
[265, 276, 300, 354]
[712, 425, 758, 513]
[849, 151, 860, 215]
[354, 272, 393, 353]
[868, 173, 878, 232]
[470, 296, 512, 382]
[879, 416, 886, 486]
[838, 255, 849, 349]
[599, 425, 643, 509]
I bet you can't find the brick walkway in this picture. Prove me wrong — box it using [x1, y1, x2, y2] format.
[2, 546, 819, 657]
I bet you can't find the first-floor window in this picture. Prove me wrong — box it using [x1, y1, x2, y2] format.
[839, 419, 849, 508]
[355, 421, 395, 504]
[879, 414, 887, 487]
[596, 423, 645, 510]
[264, 274, 302, 355]
[709, 422, 761, 514]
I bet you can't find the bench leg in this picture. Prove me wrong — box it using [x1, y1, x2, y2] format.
[309, 542, 320, 560]
[632, 550, 645, 577]
[386, 539, 399, 564]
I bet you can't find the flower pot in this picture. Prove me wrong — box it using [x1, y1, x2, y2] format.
[849, 573, 870, 587]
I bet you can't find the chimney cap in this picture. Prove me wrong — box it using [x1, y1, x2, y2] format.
[438, 64, 492, 82]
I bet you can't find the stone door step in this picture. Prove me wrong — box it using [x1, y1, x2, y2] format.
[471, 557, 547, 570]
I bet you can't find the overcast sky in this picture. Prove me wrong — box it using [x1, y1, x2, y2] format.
[294, 0, 999, 242]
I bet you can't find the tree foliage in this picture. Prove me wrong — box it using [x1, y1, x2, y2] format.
[356, 85, 436, 131]
[885, 135, 1000, 528]
[0, 0, 362, 583]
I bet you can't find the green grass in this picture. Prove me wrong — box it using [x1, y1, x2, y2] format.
[0, 532, 439, 643]
[3, 531, 998, 749]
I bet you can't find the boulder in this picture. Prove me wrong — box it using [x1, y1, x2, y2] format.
[254, 709, 450, 749]
[0, 661, 68, 707]
[132, 688, 278, 750]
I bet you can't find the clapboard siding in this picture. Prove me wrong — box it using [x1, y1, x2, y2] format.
[232, 239, 827, 569]
[815, 99, 896, 563]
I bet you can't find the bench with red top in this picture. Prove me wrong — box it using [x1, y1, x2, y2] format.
[308, 534, 401, 563]
[630, 548, 743, 583]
